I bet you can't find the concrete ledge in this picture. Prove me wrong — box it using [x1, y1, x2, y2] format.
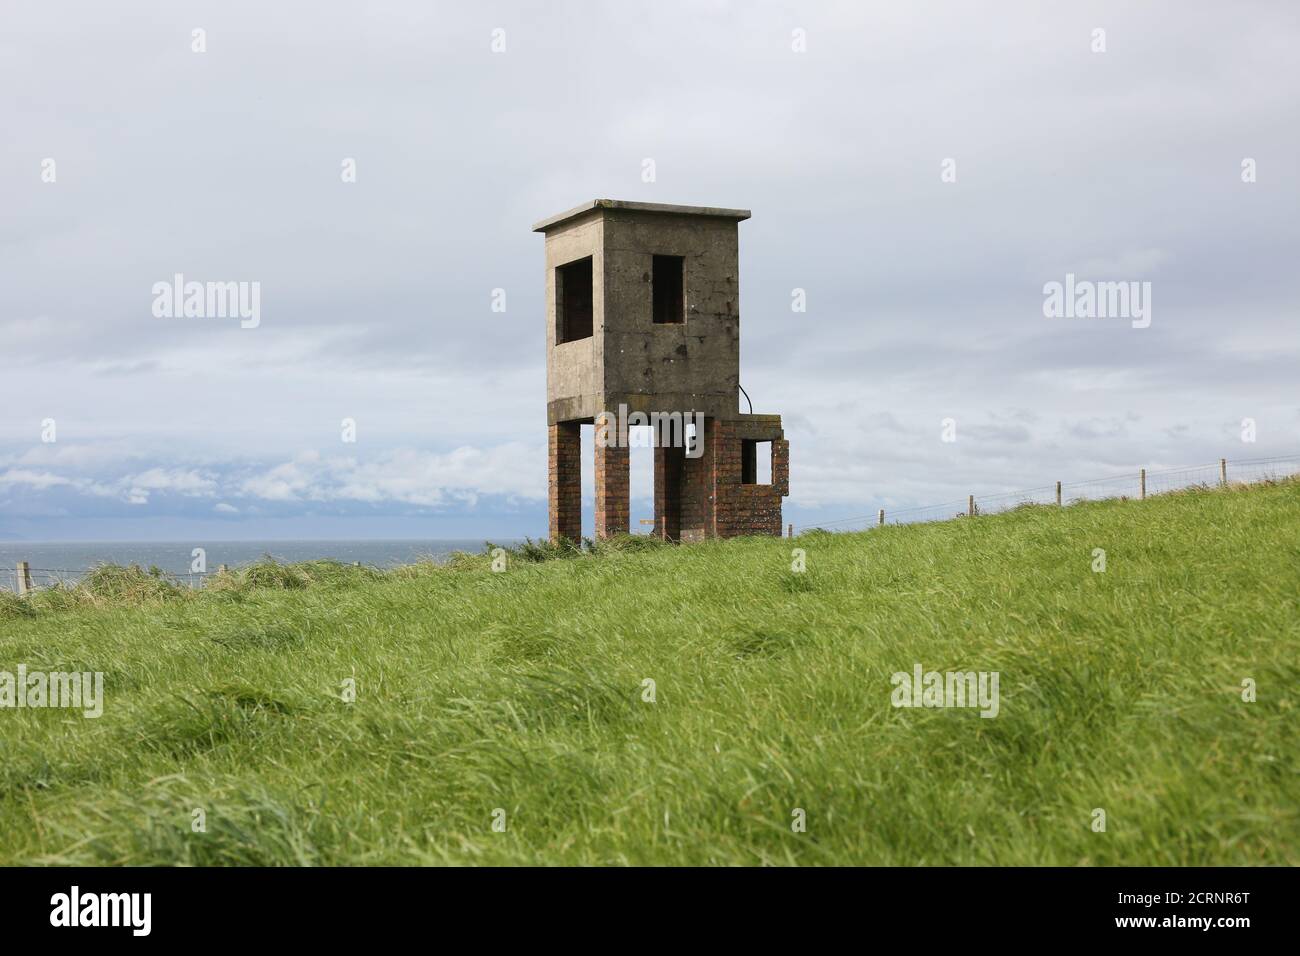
[533, 199, 752, 233]
[722, 414, 784, 441]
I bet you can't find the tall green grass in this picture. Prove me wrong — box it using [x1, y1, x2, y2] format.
[1, 480, 1296, 865]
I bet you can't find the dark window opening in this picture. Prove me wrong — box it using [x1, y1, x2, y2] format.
[652, 255, 684, 324]
[556, 257, 593, 343]
[741, 440, 772, 485]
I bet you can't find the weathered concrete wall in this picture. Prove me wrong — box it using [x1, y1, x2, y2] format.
[600, 209, 740, 421]
[537, 200, 748, 427]
[542, 211, 605, 425]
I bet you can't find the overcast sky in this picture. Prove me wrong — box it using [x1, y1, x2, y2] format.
[1, 0, 1296, 541]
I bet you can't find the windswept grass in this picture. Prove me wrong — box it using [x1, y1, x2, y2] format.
[0, 480, 1296, 865]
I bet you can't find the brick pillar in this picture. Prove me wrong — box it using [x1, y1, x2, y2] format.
[773, 438, 790, 496]
[548, 421, 581, 543]
[654, 445, 684, 541]
[594, 417, 629, 539]
[679, 416, 717, 541]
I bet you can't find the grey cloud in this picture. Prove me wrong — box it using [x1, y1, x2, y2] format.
[1, 0, 1297, 538]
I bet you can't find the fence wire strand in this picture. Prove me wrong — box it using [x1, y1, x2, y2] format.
[796, 455, 1300, 534]
[4, 456, 1298, 590]
[2, 565, 219, 594]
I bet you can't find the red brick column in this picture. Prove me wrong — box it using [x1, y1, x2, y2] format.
[773, 438, 790, 496]
[594, 417, 629, 539]
[679, 417, 717, 541]
[654, 445, 684, 541]
[548, 421, 581, 543]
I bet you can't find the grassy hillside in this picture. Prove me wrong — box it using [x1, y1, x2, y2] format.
[1, 480, 1296, 866]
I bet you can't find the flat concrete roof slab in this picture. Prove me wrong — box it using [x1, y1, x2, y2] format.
[533, 199, 751, 233]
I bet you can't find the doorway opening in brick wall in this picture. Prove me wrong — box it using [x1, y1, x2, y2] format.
[579, 421, 595, 539]
[656, 443, 683, 541]
[629, 425, 654, 534]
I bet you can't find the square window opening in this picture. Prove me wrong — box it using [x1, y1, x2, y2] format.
[742, 440, 772, 485]
[652, 255, 684, 325]
[556, 256, 593, 343]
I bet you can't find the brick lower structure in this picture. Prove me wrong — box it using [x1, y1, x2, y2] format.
[654, 414, 789, 542]
[547, 421, 581, 542]
[549, 414, 789, 543]
[710, 417, 789, 539]
[594, 416, 630, 538]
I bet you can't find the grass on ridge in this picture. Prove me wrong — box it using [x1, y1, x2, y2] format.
[0, 480, 1296, 865]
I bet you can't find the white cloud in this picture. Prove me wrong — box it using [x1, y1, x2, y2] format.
[0, 469, 86, 492]
[238, 444, 541, 507]
[124, 468, 216, 495]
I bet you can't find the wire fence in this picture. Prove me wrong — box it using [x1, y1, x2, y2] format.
[795, 455, 1300, 534]
[2, 559, 373, 596]
[4, 455, 1297, 590]
[0, 566, 219, 595]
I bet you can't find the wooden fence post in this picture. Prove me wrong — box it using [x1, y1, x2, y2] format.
[968, 494, 975, 516]
[1220, 458, 1227, 486]
[1139, 468, 1146, 500]
[1056, 481, 1062, 506]
[878, 508, 885, 527]
[16, 561, 33, 596]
